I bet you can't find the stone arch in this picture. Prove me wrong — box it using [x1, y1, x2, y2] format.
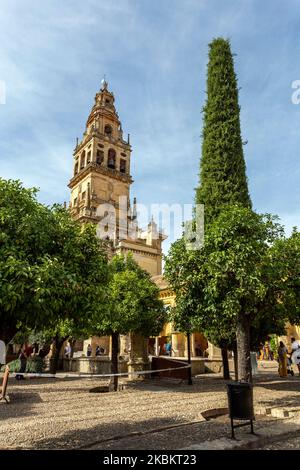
[107, 148, 116, 169]
[80, 151, 86, 169]
[120, 159, 126, 173]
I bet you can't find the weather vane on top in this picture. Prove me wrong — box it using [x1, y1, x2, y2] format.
[101, 74, 108, 90]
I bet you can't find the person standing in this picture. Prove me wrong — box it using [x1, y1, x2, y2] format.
[291, 337, 300, 376]
[277, 341, 288, 377]
[87, 344, 92, 357]
[16, 346, 27, 380]
[64, 342, 71, 359]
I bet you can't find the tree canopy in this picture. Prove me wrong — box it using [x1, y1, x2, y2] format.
[164, 205, 298, 380]
[87, 253, 165, 390]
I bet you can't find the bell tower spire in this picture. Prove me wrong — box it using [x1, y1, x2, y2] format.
[68, 79, 133, 231]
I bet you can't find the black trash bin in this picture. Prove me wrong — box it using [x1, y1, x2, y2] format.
[226, 381, 255, 438]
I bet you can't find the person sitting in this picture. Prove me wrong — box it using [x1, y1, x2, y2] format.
[86, 344, 92, 357]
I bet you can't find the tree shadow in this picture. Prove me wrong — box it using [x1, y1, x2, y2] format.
[19, 412, 282, 450]
[0, 390, 42, 420]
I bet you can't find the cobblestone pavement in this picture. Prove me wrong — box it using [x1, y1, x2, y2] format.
[1, 365, 300, 450]
[254, 433, 300, 449]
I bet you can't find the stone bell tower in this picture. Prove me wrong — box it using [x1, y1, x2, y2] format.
[68, 78, 166, 276]
[68, 78, 167, 371]
[68, 78, 132, 238]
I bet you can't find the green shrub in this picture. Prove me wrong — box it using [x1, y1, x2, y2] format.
[270, 335, 278, 353]
[1, 356, 45, 373]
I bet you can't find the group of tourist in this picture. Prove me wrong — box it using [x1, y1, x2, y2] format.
[258, 342, 274, 360]
[86, 344, 105, 357]
[15, 343, 38, 380]
[277, 337, 300, 377]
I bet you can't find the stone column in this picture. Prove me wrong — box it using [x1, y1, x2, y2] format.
[171, 333, 179, 357]
[127, 332, 150, 380]
[91, 337, 97, 356]
[183, 334, 194, 359]
[119, 334, 129, 356]
[173, 333, 185, 357]
[207, 341, 222, 360]
[155, 337, 159, 356]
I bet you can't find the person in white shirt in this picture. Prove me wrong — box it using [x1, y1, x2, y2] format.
[291, 337, 300, 375]
[64, 342, 71, 359]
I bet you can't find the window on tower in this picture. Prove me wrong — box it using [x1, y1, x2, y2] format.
[107, 149, 116, 169]
[96, 150, 104, 165]
[74, 162, 79, 175]
[80, 151, 85, 169]
[104, 124, 112, 137]
[120, 159, 126, 173]
[87, 151, 91, 164]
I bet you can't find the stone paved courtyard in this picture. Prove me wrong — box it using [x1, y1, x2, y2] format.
[1, 364, 300, 450]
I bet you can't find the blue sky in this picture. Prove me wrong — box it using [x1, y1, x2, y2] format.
[1, 0, 300, 253]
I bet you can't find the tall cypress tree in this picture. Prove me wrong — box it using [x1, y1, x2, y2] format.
[195, 38, 251, 380]
[196, 38, 251, 225]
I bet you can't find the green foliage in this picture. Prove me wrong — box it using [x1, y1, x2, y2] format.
[0, 178, 109, 344]
[269, 229, 300, 326]
[89, 254, 166, 337]
[165, 205, 288, 345]
[1, 356, 45, 373]
[269, 335, 278, 353]
[195, 38, 251, 225]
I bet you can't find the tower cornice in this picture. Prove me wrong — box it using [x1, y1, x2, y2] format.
[68, 162, 133, 189]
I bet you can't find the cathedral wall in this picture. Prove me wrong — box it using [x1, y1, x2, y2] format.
[130, 252, 161, 276]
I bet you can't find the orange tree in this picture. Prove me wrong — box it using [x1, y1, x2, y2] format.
[0, 179, 108, 366]
[88, 254, 166, 391]
[165, 205, 295, 382]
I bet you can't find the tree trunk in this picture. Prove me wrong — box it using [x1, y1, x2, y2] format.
[233, 345, 238, 381]
[49, 336, 66, 374]
[221, 347, 230, 380]
[110, 332, 119, 392]
[236, 312, 251, 382]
